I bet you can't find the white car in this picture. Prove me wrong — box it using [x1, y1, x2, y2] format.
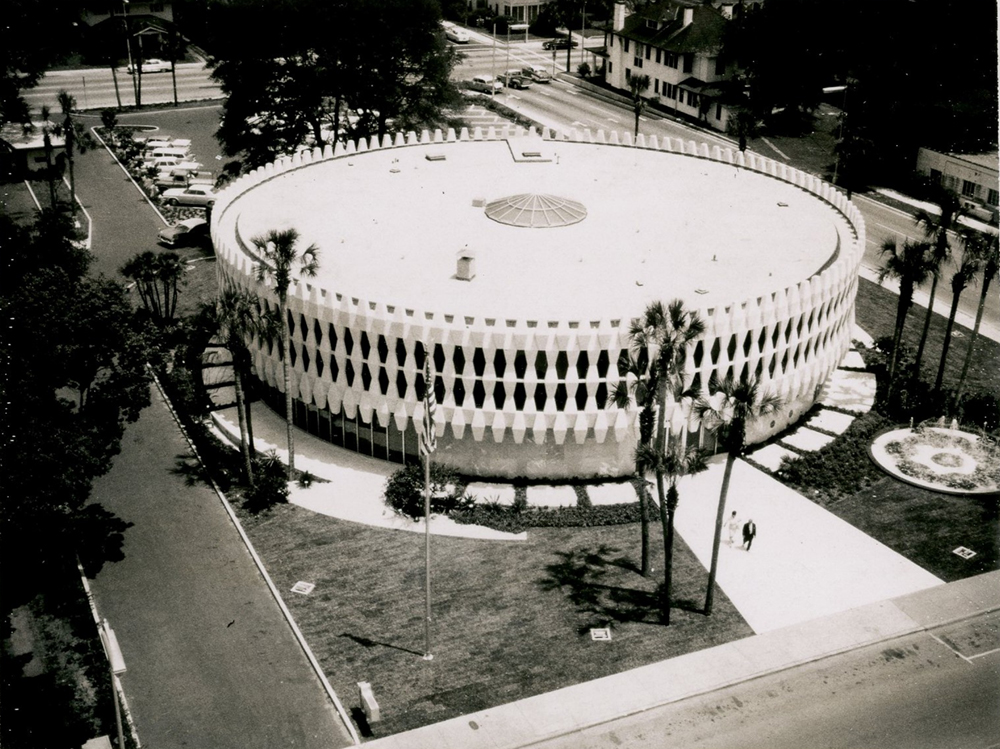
[128, 58, 171, 74]
[445, 25, 470, 43]
[161, 185, 217, 207]
[468, 74, 503, 94]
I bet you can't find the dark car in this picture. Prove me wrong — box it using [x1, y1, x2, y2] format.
[158, 217, 210, 248]
[542, 37, 578, 50]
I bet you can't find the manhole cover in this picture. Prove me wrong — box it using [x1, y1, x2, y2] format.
[291, 581, 316, 595]
[590, 627, 612, 641]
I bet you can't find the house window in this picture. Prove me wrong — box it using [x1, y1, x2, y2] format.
[656, 49, 662, 64]
[634, 56, 643, 68]
[645, 19, 657, 29]
[624, 38, 630, 52]
[683, 54, 693, 73]
[609, 34, 613, 47]
[608, 61, 613, 73]
[716, 103, 722, 120]
[930, 168, 942, 184]
[664, 52, 678, 68]
[654, 78, 659, 94]
[645, 45, 651, 60]
[665, 83, 673, 99]
[988, 189, 999, 206]
[625, 67, 631, 81]
[962, 180, 978, 198]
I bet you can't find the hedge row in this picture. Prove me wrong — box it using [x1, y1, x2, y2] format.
[451, 501, 640, 534]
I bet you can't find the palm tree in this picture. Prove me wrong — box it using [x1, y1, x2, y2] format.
[214, 288, 273, 486]
[635, 374, 707, 624]
[934, 241, 982, 392]
[56, 91, 94, 218]
[611, 348, 655, 576]
[912, 188, 963, 378]
[876, 238, 934, 390]
[631, 300, 705, 620]
[251, 228, 319, 477]
[628, 73, 651, 138]
[695, 373, 781, 615]
[954, 231, 999, 407]
[38, 106, 59, 209]
[120, 251, 185, 324]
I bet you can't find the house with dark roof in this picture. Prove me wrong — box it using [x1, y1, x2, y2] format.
[606, 0, 747, 132]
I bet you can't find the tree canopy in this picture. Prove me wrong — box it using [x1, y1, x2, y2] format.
[206, 0, 462, 170]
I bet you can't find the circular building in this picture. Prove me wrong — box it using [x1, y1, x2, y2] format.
[212, 126, 865, 480]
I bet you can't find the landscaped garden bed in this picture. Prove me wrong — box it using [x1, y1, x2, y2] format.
[871, 425, 1000, 494]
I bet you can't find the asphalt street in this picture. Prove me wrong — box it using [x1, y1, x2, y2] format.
[533, 611, 1000, 749]
[87, 385, 354, 748]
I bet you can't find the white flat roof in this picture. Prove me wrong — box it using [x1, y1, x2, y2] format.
[228, 139, 853, 320]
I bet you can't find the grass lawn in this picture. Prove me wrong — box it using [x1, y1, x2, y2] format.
[235, 503, 752, 738]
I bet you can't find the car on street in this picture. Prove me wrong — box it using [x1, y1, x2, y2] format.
[128, 58, 172, 74]
[499, 70, 532, 89]
[542, 37, 578, 50]
[468, 74, 503, 93]
[158, 217, 210, 248]
[161, 185, 217, 207]
[522, 65, 552, 83]
[444, 25, 470, 43]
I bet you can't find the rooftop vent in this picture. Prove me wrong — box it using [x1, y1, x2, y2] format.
[456, 249, 476, 281]
[484, 193, 587, 228]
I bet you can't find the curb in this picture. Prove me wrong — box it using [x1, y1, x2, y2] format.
[146, 366, 361, 746]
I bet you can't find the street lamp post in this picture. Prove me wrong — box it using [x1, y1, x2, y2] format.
[99, 619, 127, 749]
[491, 21, 497, 98]
[580, 0, 587, 68]
[122, 1, 138, 105]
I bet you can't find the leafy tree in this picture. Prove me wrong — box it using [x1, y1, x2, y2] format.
[876, 238, 934, 390]
[727, 105, 760, 153]
[695, 374, 781, 615]
[934, 242, 982, 392]
[627, 73, 651, 138]
[251, 228, 319, 477]
[610, 348, 655, 577]
[954, 230, 999, 407]
[242, 450, 290, 514]
[211, 288, 276, 486]
[912, 188, 964, 378]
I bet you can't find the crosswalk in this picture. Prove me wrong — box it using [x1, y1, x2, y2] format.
[453, 40, 567, 80]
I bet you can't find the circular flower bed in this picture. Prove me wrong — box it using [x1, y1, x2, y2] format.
[870, 426, 1000, 494]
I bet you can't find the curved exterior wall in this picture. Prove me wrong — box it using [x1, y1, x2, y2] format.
[212, 125, 865, 480]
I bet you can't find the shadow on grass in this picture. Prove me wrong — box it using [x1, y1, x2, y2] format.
[338, 632, 424, 657]
[537, 544, 666, 634]
[171, 451, 210, 487]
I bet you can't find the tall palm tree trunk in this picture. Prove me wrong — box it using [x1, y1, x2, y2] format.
[955, 277, 993, 405]
[887, 285, 913, 392]
[110, 64, 122, 108]
[653, 378, 670, 620]
[232, 365, 254, 486]
[638, 478, 652, 577]
[913, 272, 940, 377]
[704, 452, 735, 615]
[934, 290, 963, 391]
[661, 484, 679, 625]
[282, 329, 296, 477]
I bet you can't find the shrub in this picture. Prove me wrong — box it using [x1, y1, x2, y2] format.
[957, 391, 1000, 434]
[777, 411, 893, 503]
[383, 463, 470, 520]
[242, 451, 290, 514]
[452, 502, 641, 533]
[577, 62, 592, 77]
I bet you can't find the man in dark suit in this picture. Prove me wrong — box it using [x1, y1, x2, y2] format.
[742, 519, 757, 551]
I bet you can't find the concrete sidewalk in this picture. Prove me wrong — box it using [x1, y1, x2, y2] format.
[360, 570, 1000, 749]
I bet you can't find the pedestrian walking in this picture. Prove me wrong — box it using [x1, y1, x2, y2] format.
[727, 510, 741, 545]
[742, 519, 757, 551]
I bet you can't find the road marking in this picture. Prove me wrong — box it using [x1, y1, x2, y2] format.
[571, 121, 588, 127]
[872, 222, 918, 242]
[928, 632, 974, 664]
[606, 115, 620, 122]
[638, 115, 649, 121]
[564, 88, 578, 95]
[759, 137, 789, 160]
[536, 89, 552, 96]
[968, 647, 1000, 661]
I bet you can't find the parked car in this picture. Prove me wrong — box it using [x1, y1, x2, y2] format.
[499, 70, 532, 89]
[522, 65, 552, 83]
[161, 185, 217, 207]
[154, 168, 214, 191]
[468, 74, 503, 93]
[542, 37, 577, 50]
[444, 25, 470, 43]
[128, 58, 171, 74]
[158, 217, 210, 248]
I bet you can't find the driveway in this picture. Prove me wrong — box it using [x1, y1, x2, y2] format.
[87, 385, 355, 748]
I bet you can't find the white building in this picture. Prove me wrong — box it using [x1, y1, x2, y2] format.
[916, 148, 999, 225]
[212, 127, 864, 480]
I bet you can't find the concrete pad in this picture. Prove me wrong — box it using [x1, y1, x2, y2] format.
[467, 482, 518, 505]
[806, 408, 857, 435]
[529, 484, 578, 508]
[671, 458, 943, 633]
[819, 369, 877, 412]
[750, 443, 800, 472]
[840, 350, 867, 369]
[587, 481, 637, 506]
[780, 426, 836, 452]
[891, 570, 1000, 628]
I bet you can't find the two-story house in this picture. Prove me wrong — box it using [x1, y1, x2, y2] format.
[605, 0, 737, 132]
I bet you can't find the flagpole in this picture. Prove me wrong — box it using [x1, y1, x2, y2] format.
[423, 450, 432, 660]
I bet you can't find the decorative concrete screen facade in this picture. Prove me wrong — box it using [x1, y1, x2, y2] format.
[212, 126, 865, 480]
